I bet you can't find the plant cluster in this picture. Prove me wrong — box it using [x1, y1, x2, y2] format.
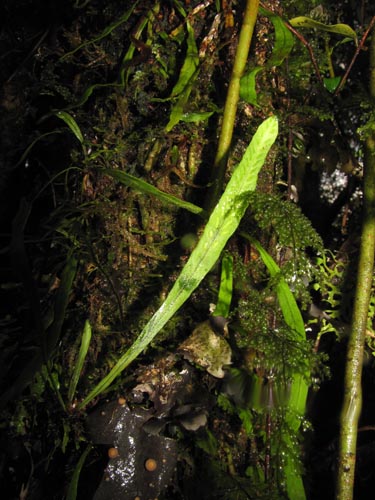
[1, 1, 375, 499]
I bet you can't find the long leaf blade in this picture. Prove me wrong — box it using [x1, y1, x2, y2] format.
[79, 116, 278, 408]
[248, 237, 305, 339]
[245, 236, 308, 500]
[165, 21, 200, 131]
[66, 445, 93, 500]
[60, 3, 138, 60]
[68, 320, 92, 403]
[102, 169, 205, 215]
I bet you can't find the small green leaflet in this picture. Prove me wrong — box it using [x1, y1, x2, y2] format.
[240, 67, 263, 106]
[260, 7, 295, 67]
[324, 76, 341, 93]
[289, 16, 357, 43]
[181, 111, 215, 123]
[240, 7, 294, 105]
[55, 111, 84, 144]
[79, 116, 278, 408]
[165, 21, 200, 132]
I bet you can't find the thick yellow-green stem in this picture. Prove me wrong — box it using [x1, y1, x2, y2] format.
[205, 0, 259, 213]
[336, 29, 375, 500]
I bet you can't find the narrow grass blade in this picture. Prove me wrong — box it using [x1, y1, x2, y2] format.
[68, 320, 92, 404]
[55, 111, 84, 144]
[248, 237, 305, 340]
[102, 169, 205, 216]
[14, 131, 63, 168]
[166, 21, 200, 131]
[46, 253, 78, 354]
[244, 236, 308, 500]
[66, 445, 93, 500]
[60, 3, 138, 60]
[0, 253, 78, 408]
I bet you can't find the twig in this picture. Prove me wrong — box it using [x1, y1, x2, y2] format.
[284, 21, 323, 85]
[334, 15, 375, 96]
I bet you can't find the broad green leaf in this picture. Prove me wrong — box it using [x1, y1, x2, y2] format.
[181, 111, 215, 123]
[259, 6, 295, 67]
[323, 76, 341, 93]
[282, 441, 306, 500]
[241, 8, 294, 105]
[102, 169, 205, 216]
[55, 111, 84, 144]
[68, 320, 92, 403]
[268, 16, 294, 66]
[79, 116, 278, 408]
[289, 16, 357, 42]
[240, 67, 263, 105]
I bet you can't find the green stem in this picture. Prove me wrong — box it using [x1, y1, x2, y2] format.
[205, 0, 259, 213]
[336, 29, 375, 500]
[325, 37, 335, 78]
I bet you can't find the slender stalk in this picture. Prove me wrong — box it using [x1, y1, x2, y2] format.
[205, 0, 259, 213]
[336, 29, 375, 500]
[284, 21, 323, 85]
[334, 16, 375, 96]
